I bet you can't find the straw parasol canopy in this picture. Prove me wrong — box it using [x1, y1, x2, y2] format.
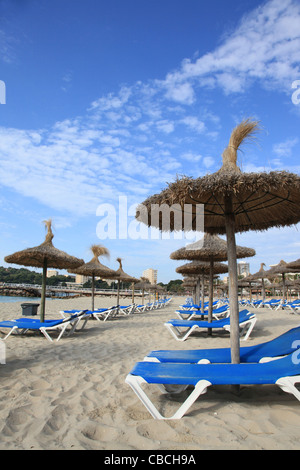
[68, 245, 119, 311]
[170, 233, 255, 262]
[134, 277, 151, 304]
[136, 118, 300, 364]
[287, 258, 300, 270]
[244, 262, 269, 302]
[115, 258, 139, 305]
[264, 260, 298, 301]
[176, 261, 228, 277]
[4, 220, 84, 322]
[147, 283, 165, 301]
[170, 233, 255, 321]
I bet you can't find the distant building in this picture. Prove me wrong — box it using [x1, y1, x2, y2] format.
[237, 262, 250, 278]
[47, 270, 58, 278]
[75, 274, 89, 285]
[142, 268, 158, 285]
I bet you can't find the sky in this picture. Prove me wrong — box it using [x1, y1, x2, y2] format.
[0, 0, 300, 283]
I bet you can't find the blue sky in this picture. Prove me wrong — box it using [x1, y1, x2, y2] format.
[1, 0, 300, 283]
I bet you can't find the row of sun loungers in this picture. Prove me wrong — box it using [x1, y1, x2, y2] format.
[239, 298, 300, 313]
[125, 297, 300, 419]
[0, 298, 172, 342]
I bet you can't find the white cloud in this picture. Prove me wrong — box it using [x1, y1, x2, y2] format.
[273, 138, 299, 157]
[203, 156, 215, 168]
[90, 86, 132, 111]
[181, 116, 206, 133]
[156, 120, 175, 134]
[182, 152, 202, 162]
[160, 0, 300, 99]
[164, 81, 195, 105]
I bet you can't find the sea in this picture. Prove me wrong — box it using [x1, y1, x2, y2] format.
[0, 296, 43, 303]
[0, 293, 75, 303]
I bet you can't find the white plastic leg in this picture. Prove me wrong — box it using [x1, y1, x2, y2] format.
[125, 374, 212, 420]
[276, 376, 300, 401]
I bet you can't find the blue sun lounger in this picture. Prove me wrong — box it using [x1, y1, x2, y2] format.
[175, 304, 229, 320]
[126, 350, 300, 419]
[60, 306, 119, 322]
[145, 325, 300, 364]
[0, 311, 87, 342]
[165, 309, 256, 342]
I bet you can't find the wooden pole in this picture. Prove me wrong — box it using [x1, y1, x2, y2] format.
[132, 282, 135, 303]
[208, 258, 214, 335]
[91, 275, 95, 311]
[195, 277, 200, 306]
[201, 273, 205, 314]
[117, 279, 120, 305]
[40, 257, 47, 323]
[282, 273, 286, 302]
[262, 278, 266, 302]
[224, 195, 240, 365]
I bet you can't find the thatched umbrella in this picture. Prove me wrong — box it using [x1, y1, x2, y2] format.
[269, 279, 299, 301]
[170, 233, 255, 322]
[244, 263, 269, 302]
[264, 260, 298, 302]
[136, 118, 300, 364]
[176, 261, 228, 332]
[115, 258, 139, 305]
[134, 277, 151, 304]
[147, 283, 165, 301]
[182, 278, 197, 298]
[4, 220, 84, 322]
[287, 258, 300, 270]
[68, 245, 119, 311]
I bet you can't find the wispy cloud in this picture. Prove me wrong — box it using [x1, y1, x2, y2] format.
[0, 0, 299, 221]
[158, 0, 300, 98]
[273, 137, 299, 157]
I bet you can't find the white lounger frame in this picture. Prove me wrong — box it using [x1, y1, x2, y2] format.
[2, 319, 77, 343]
[164, 315, 257, 342]
[125, 373, 300, 420]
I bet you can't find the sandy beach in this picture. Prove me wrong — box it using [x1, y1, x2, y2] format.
[0, 295, 300, 450]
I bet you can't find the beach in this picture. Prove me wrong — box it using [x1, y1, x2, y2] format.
[0, 295, 300, 450]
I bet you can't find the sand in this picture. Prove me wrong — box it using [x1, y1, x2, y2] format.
[0, 295, 300, 450]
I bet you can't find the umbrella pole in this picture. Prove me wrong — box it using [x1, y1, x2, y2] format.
[201, 274, 205, 314]
[92, 275, 95, 311]
[224, 196, 240, 365]
[195, 277, 200, 306]
[117, 280, 120, 306]
[262, 278, 266, 302]
[132, 282, 135, 304]
[282, 273, 286, 302]
[208, 258, 214, 335]
[40, 257, 47, 323]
